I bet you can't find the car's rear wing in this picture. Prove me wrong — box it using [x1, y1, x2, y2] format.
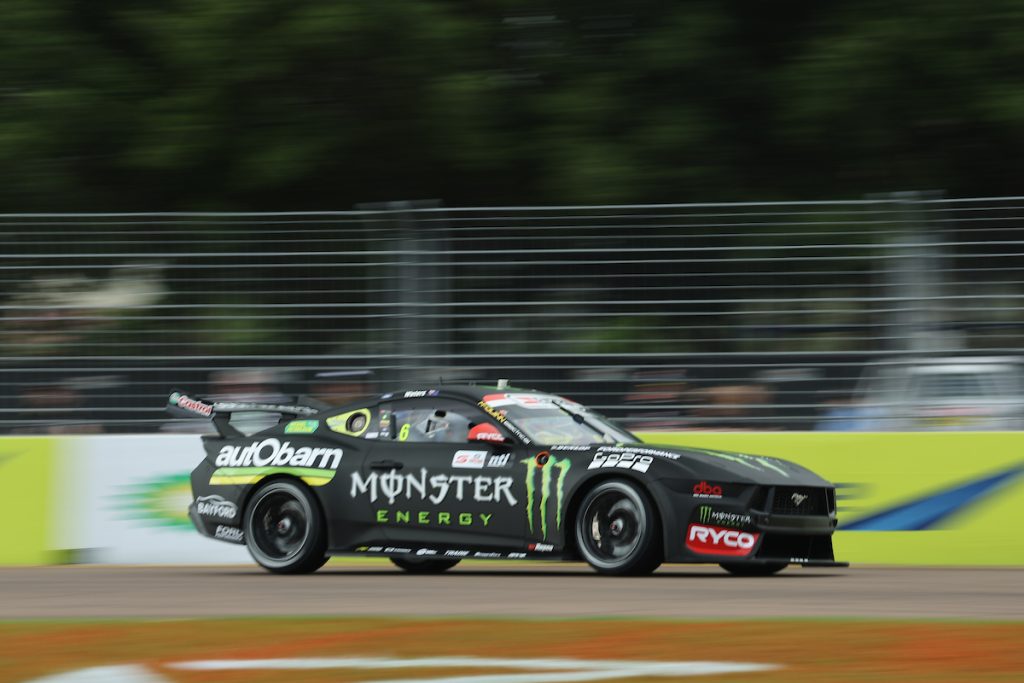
[166, 390, 329, 438]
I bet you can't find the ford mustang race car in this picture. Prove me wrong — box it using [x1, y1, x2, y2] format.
[170, 384, 845, 576]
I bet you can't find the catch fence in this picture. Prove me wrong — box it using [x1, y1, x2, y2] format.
[3, 195, 1024, 432]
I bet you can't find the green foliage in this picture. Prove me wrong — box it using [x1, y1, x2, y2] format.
[1, 1, 1022, 209]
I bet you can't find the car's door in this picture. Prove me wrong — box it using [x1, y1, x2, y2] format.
[309, 405, 387, 550]
[358, 397, 527, 551]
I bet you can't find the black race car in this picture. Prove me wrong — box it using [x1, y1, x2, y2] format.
[170, 384, 845, 576]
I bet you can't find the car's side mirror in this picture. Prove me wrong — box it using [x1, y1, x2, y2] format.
[468, 423, 509, 444]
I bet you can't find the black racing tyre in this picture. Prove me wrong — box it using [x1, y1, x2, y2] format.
[575, 479, 662, 576]
[245, 479, 328, 574]
[719, 562, 788, 576]
[390, 557, 461, 574]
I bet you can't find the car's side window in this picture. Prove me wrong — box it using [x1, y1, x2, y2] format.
[378, 399, 483, 444]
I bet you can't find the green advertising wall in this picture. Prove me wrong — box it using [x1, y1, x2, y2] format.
[0, 437, 58, 565]
[637, 431, 1024, 565]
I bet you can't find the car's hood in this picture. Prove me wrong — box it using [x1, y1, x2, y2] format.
[555, 442, 832, 487]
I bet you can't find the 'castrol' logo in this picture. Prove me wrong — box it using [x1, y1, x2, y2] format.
[686, 523, 759, 557]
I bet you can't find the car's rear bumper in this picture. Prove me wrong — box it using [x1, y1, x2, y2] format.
[187, 501, 208, 537]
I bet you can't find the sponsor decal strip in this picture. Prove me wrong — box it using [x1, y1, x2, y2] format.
[211, 438, 344, 486]
[214, 525, 244, 543]
[451, 450, 487, 469]
[697, 505, 752, 528]
[374, 510, 494, 527]
[195, 495, 238, 520]
[210, 466, 337, 487]
[351, 469, 517, 506]
[685, 523, 759, 557]
[284, 420, 319, 434]
[588, 451, 653, 473]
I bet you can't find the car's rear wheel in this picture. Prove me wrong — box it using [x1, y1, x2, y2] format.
[575, 479, 662, 576]
[719, 562, 788, 576]
[245, 479, 328, 574]
[390, 557, 460, 573]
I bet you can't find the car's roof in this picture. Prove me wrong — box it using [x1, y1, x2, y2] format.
[377, 384, 544, 403]
[319, 384, 566, 417]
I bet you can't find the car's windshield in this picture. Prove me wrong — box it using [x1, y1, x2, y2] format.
[480, 392, 635, 445]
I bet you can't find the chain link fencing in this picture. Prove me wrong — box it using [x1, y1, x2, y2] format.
[3, 195, 1024, 433]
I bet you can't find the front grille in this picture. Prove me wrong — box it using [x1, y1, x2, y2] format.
[771, 487, 828, 516]
[757, 534, 834, 561]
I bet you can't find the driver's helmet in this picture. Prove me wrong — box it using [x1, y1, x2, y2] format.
[469, 422, 504, 442]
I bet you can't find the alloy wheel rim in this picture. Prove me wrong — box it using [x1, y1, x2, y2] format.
[250, 489, 310, 564]
[580, 487, 645, 567]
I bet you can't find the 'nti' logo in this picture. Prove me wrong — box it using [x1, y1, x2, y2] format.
[522, 455, 571, 541]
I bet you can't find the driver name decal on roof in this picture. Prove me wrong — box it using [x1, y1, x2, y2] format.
[482, 393, 586, 412]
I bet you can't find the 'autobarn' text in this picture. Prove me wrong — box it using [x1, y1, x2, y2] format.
[214, 438, 343, 470]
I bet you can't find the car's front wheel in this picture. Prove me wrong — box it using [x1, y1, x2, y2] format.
[390, 557, 460, 574]
[719, 562, 788, 576]
[575, 479, 662, 576]
[245, 479, 328, 574]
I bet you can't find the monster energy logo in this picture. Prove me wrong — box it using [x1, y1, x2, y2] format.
[699, 505, 712, 523]
[697, 505, 752, 528]
[522, 456, 571, 540]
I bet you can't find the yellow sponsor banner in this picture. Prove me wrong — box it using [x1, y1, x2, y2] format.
[637, 431, 1024, 565]
[0, 437, 58, 565]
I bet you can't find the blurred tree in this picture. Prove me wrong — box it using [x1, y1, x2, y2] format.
[1, 0, 1023, 210]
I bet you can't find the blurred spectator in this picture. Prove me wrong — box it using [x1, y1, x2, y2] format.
[814, 395, 880, 432]
[689, 384, 776, 431]
[622, 369, 690, 431]
[161, 368, 289, 435]
[9, 383, 104, 434]
[310, 370, 376, 407]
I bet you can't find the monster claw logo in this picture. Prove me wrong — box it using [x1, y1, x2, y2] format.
[522, 455, 571, 540]
[699, 505, 711, 523]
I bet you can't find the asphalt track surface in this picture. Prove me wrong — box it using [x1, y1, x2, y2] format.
[2, 564, 1021, 620]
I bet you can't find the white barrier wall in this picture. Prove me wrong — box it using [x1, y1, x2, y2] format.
[56, 435, 250, 564]
[6, 432, 1024, 566]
